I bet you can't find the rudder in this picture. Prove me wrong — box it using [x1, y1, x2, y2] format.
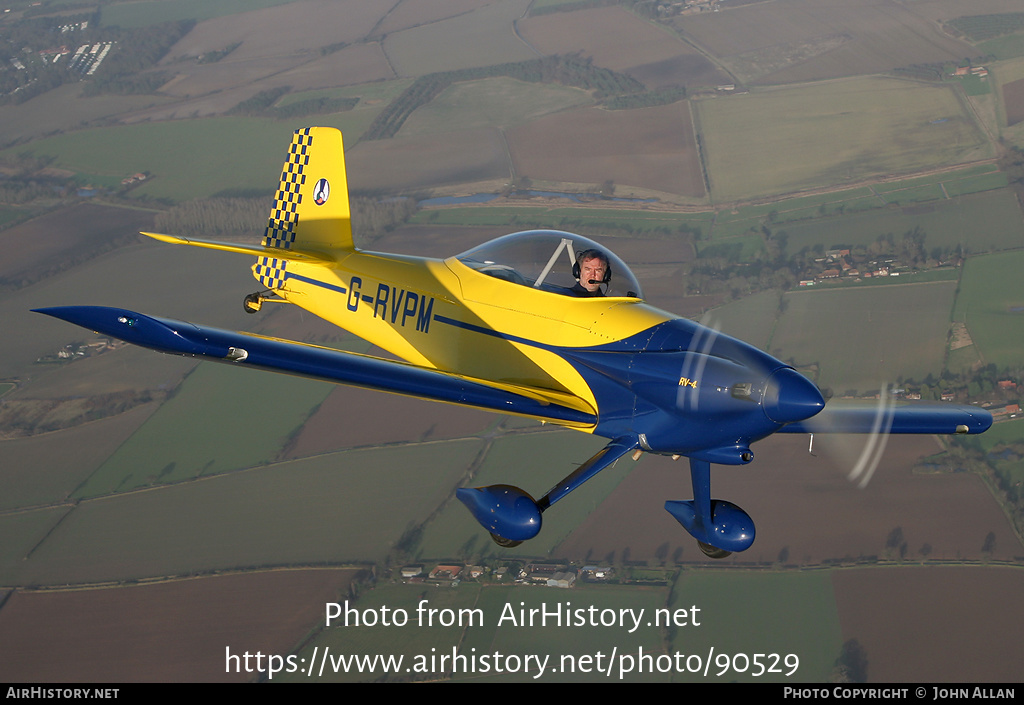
[254, 127, 352, 290]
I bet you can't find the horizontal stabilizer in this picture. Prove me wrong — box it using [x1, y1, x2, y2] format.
[778, 402, 992, 435]
[141, 232, 335, 264]
[33, 306, 596, 428]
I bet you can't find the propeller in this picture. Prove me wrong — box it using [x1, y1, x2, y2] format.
[796, 383, 897, 489]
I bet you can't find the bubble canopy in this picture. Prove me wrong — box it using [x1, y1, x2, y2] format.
[453, 230, 644, 300]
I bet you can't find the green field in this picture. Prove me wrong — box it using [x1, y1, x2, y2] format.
[6, 440, 482, 585]
[706, 164, 1004, 238]
[775, 188, 1024, 257]
[0, 506, 71, 585]
[706, 290, 783, 351]
[464, 584, 668, 682]
[413, 206, 714, 238]
[952, 249, 1024, 369]
[283, 581, 671, 682]
[383, 0, 535, 78]
[977, 33, 1024, 61]
[283, 582, 483, 682]
[3, 117, 371, 202]
[277, 79, 415, 111]
[771, 281, 958, 393]
[280, 570, 842, 682]
[410, 164, 1011, 250]
[697, 77, 991, 202]
[974, 417, 1024, 488]
[530, 0, 593, 10]
[670, 571, 841, 682]
[75, 362, 334, 498]
[416, 430, 631, 561]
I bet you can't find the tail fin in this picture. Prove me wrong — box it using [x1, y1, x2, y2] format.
[255, 127, 352, 289]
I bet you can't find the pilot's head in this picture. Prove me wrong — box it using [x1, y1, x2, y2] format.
[574, 249, 611, 294]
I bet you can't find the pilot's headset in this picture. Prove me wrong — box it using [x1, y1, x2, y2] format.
[573, 249, 613, 286]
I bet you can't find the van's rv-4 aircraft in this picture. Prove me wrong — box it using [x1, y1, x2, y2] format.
[37, 127, 993, 558]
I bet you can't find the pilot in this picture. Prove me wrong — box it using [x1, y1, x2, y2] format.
[571, 249, 611, 297]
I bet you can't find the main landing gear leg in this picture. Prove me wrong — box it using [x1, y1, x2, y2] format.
[457, 437, 639, 547]
[664, 457, 756, 559]
[688, 459, 732, 559]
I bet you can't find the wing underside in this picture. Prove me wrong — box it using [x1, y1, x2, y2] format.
[141, 232, 335, 264]
[34, 306, 597, 428]
[778, 402, 991, 435]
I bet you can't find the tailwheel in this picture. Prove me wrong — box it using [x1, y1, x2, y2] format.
[243, 292, 264, 314]
[490, 533, 522, 549]
[697, 541, 732, 559]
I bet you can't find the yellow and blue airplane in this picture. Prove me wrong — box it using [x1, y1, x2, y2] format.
[37, 127, 992, 558]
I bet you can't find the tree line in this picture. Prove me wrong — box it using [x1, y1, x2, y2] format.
[362, 54, 653, 141]
[227, 86, 359, 119]
[153, 195, 418, 245]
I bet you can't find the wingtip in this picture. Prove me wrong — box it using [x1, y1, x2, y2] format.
[140, 231, 185, 244]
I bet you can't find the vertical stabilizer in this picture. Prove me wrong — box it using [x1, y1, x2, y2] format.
[254, 127, 352, 289]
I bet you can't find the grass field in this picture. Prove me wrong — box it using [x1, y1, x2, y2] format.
[705, 164, 1008, 239]
[696, 77, 991, 202]
[704, 290, 782, 351]
[775, 188, 1024, 256]
[284, 581, 671, 682]
[277, 78, 414, 111]
[676, 0, 973, 85]
[75, 362, 334, 498]
[951, 249, 1024, 368]
[1, 242, 256, 381]
[0, 403, 157, 511]
[278, 564, 1024, 682]
[4, 118, 372, 202]
[0, 506, 70, 585]
[977, 32, 1024, 60]
[671, 571, 840, 682]
[465, 583, 668, 682]
[383, 0, 535, 78]
[411, 205, 714, 239]
[771, 281, 958, 393]
[283, 581, 484, 682]
[7, 440, 482, 585]
[416, 430, 627, 561]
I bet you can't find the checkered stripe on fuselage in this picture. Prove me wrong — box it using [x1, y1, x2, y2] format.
[256, 128, 312, 289]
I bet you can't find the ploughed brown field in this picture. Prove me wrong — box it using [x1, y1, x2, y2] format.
[0, 569, 362, 682]
[506, 102, 705, 198]
[517, 6, 730, 89]
[0, 203, 155, 290]
[834, 567, 1024, 681]
[283, 385, 493, 458]
[376, 0, 495, 36]
[1004, 77, 1024, 128]
[348, 129, 510, 193]
[556, 434, 1019, 566]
